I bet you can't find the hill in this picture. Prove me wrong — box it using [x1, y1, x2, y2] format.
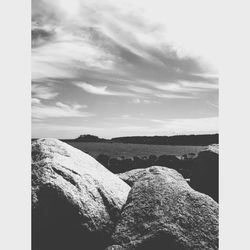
[64, 133, 219, 146]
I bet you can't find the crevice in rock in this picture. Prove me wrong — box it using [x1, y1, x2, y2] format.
[97, 187, 120, 226]
[59, 165, 81, 176]
[52, 167, 81, 191]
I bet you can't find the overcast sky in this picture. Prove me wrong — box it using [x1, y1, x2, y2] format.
[32, 0, 218, 139]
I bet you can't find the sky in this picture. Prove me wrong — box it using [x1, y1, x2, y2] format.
[32, 0, 219, 139]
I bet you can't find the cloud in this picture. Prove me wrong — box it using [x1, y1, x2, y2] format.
[127, 85, 152, 94]
[32, 24, 116, 80]
[121, 114, 131, 119]
[75, 82, 135, 96]
[206, 101, 218, 109]
[32, 25, 56, 48]
[32, 100, 92, 119]
[32, 98, 41, 104]
[155, 93, 197, 99]
[150, 119, 166, 124]
[129, 98, 157, 104]
[139, 78, 218, 91]
[32, 0, 219, 138]
[32, 83, 58, 100]
[150, 117, 218, 135]
[32, 0, 218, 84]
[115, 117, 218, 135]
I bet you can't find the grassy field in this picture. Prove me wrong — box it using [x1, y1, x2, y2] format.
[65, 141, 207, 158]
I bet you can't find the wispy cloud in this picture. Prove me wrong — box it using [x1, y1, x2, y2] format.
[111, 117, 218, 136]
[32, 0, 218, 83]
[32, 98, 41, 104]
[32, 100, 92, 119]
[155, 93, 197, 99]
[206, 101, 218, 109]
[75, 82, 135, 96]
[149, 117, 218, 135]
[32, 83, 58, 100]
[127, 85, 152, 94]
[117, 117, 218, 135]
[141, 79, 218, 93]
[32, 26, 116, 80]
[32, 0, 219, 138]
[129, 98, 158, 104]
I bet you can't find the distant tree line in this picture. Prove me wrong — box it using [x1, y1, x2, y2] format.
[68, 133, 219, 146]
[111, 134, 218, 146]
[74, 134, 107, 142]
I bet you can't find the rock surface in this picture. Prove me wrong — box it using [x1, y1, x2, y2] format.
[190, 148, 219, 202]
[107, 166, 219, 250]
[117, 168, 151, 186]
[32, 138, 130, 250]
[206, 144, 219, 154]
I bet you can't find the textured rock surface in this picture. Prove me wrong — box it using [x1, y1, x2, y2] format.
[32, 138, 130, 250]
[190, 149, 219, 202]
[108, 166, 219, 250]
[117, 168, 150, 186]
[206, 144, 219, 154]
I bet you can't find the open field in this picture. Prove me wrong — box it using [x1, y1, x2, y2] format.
[65, 141, 207, 158]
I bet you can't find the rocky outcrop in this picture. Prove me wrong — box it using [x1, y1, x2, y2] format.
[107, 166, 218, 250]
[117, 166, 192, 187]
[190, 148, 219, 202]
[117, 168, 150, 186]
[32, 138, 130, 250]
[206, 144, 219, 154]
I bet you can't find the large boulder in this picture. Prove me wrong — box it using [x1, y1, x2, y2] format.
[117, 168, 149, 186]
[190, 148, 219, 202]
[107, 166, 218, 250]
[117, 166, 191, 186]
[32, 138, 130, 250]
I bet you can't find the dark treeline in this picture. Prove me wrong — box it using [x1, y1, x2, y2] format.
[111, 134, 218, 146]
[63, 133, 218, 146]
[74, 134, 107, 142]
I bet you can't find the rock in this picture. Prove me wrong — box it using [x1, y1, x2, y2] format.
[117, 168, 149, 186]
[206, 144, 219, 154]
[117, 167, 192, 187]
[190, 149, 219, 202]
[106, 245, 125, 250]
[108, 166, 219, 250]
[32, 138, 130, 250]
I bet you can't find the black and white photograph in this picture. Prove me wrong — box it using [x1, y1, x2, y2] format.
[31, 0, 220, 249]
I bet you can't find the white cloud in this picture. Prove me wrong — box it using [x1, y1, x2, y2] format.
[121, 114, 131, 119]
[155, 93, 197, 99]
[75, 82, 135, 96]
[206, 101, 218, 109]
[127, 85, 152, 94]
[119, 125, 148, 131]
[115, 0, 219, 71]
[32, 27, 116, 80]
[32, 0, 218, 83]
[153, 117, 218, 135]
[32, 98, 41, 104]
[143, 80, 218, 94]
[32, 0, 219, 138]
[150, 119, 166, 124]
[32, 84, 58, 100]
[130, 98, 157, 104]
[32, 101, 92, 119]
[117, 117, 218, 135]
[181, 81, 218, 90]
